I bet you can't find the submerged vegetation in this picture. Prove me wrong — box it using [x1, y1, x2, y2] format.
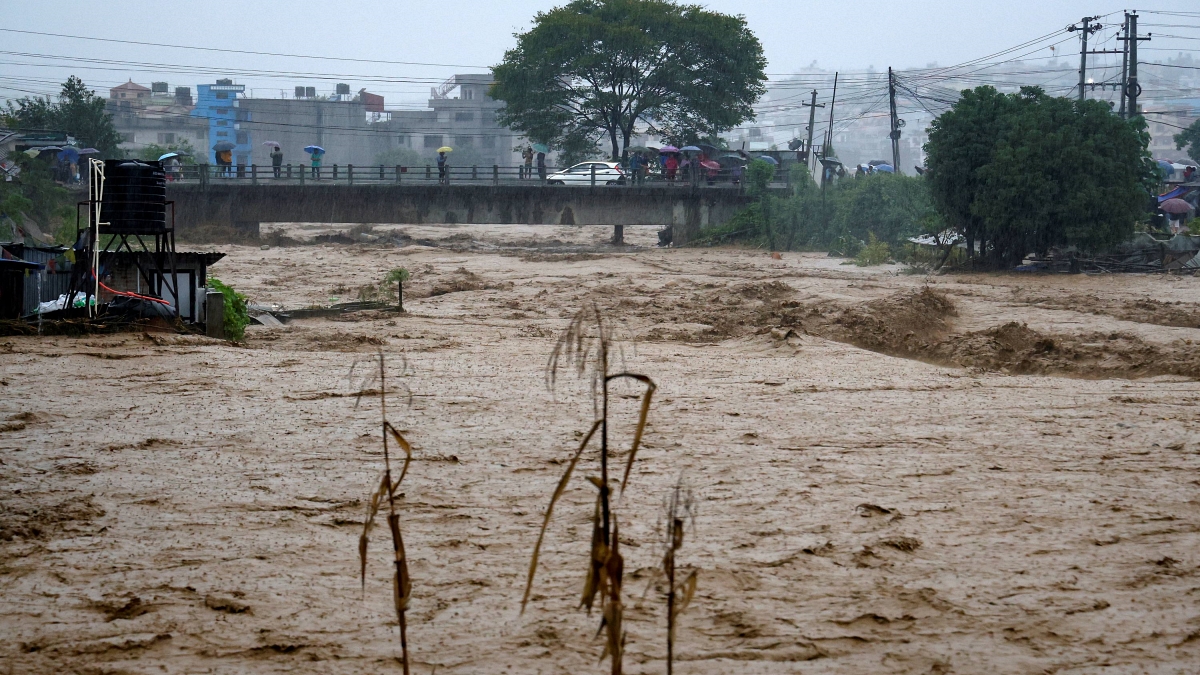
[698, 160, 939, 260]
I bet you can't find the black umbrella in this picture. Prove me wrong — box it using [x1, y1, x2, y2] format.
[717, 154, 747, 167]
[212, 141, 236, 152]
[697, 143, 720, 157]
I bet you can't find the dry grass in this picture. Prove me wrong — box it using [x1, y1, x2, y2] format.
[356, 353, 415, 675]
[522, 306, 656, 675]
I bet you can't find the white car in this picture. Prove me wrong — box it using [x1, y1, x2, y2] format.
[546, 161, 625, 185]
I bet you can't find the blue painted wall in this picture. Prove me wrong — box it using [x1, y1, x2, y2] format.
[192, 83, 250, 165]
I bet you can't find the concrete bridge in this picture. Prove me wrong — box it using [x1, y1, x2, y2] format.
[164, 183, 753, 244]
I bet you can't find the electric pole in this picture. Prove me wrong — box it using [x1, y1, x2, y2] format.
[1070, 16, 1101, 102]
[1119, 14, 1129, 118]
[888, 67, 901, 174]
[822, 72, 838, 188]
[1119, 12, 1151, 118]
[802, 90, 825, 175]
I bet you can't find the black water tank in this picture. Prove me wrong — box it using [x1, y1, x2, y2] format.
[100, 159, 166, 234]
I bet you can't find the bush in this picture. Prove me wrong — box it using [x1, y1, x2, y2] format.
[854, 233, 891, 266]
[208, 277, 249, 341]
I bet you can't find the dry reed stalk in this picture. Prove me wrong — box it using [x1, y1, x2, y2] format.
[357, 352, 415, 675]
[661, 476, 697, 675]
[523, 305, 656, 675]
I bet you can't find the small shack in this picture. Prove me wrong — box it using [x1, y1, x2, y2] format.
[0, 242, 224, 321]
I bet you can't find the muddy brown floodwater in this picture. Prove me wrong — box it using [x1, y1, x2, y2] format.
[2, 223, 1199, 674]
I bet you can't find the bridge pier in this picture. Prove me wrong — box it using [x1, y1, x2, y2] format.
[165, 184, 752, 245]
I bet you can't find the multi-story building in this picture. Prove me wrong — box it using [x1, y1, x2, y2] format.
[192, 79, 249, 165]
[386, 74, 519, 168]
[109, 82, 206, 157]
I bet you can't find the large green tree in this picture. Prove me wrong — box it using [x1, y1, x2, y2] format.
[3, 76, 123, 156]
[1175, 118, 1200, 164]
[490, 0, 767, 161]
[925, 86, 1155, 267]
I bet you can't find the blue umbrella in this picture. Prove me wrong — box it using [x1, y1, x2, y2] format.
[304, 145, 325, 154]
[680, 145, 702, 152]
[1157, 160, 1175, 177]
[531, 143, 549, 154]
[874, 163, 895, 173]
[58, 147, 80, 162]
[158, 152, 181, 161]
[755, 156, 779, 165]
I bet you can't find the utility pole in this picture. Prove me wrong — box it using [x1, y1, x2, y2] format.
[1070, 16, 1101, 102]
[1119, 14, 1129, 118]
[888, 67, 901, 174]
[1119, 12, 1151, 118]
[822, 72, 838, 189]
[802, 90, 824, 175]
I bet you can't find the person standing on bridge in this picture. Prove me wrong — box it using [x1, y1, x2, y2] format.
[437, 150, 448, 185]
[536, 150, 546, 182]
[310, 150, 322, 179]
[270, 146, 283, 179]
[521, 145, 533, 179]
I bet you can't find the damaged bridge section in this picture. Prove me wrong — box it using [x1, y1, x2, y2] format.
[165, 183, 752, 244]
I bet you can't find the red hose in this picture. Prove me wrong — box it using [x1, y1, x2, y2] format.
[97, 280, 172, 305]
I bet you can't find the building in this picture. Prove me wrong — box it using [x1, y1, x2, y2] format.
[192, 79, 249, 165]
[386, 74, 520, 168]
[108, 82, 206, 157]
[239, 95, 380, 168]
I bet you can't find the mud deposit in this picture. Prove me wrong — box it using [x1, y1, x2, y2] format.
[2, 223, 1200, 674]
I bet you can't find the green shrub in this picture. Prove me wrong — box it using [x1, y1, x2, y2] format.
[208, 277, 249, 341]
[854, 233, 891, 266]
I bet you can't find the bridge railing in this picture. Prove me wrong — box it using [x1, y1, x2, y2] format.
[167, 163, 786, 190]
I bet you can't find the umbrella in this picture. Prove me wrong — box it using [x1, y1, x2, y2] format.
[213, 141, 237, 152]
[531, 143, 550, 154]
[627, 145, 652, 153]
[158, 152, 181, 161]
[58, 147, 80, 162]
[699, 160, 721, 170]
[304, 145, 324, 154]
[874, 164, 896, 173]
[1161, 198, 1195, 215]
[78, 148, 99, 155]
[717, 154, 747, 167]
[262, 141, 281, 147]
[659, 145, 679, 153]
[697, 143, 720, 156]
[680, 145, 702, 152]
[868, 159, 890, 166]
[23, 148, 40, 158]
[436, 146, 453, 153]
[754, 156, 779, 165]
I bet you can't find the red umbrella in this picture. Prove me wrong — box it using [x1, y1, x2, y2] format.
[1161, 198, 1195, 215]
[700, 160, 721, 170]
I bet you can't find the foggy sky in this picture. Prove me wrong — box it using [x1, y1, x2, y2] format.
[1, 0, 1197, 108]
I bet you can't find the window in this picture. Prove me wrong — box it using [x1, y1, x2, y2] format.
[119, 93, 126, 99]
[216, 108, 229, 115]
[456, 136, 474, 148]
[397, 135, 411, 147]
[455, 111, 474, 122]
[216, 92, 229, 99]
[216, 131, 229, 138]
[481, 136, 496, 149]
[157, 133, 175, 144]
[195, 130, 206, 139]
[121, 133, 134, 143]
[216, 120, 228, 127]
[235, 132, 248, 145]
[423, 135, 443, 149]
[749, 127, 762, 139]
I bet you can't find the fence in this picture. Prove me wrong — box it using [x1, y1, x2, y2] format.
[166, 163, 787, 191]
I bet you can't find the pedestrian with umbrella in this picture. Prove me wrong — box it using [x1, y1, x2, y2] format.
[1161, 198, 1195, 234]
[213, 141, 236, 177]
[305, 146, 324, 179]
[265, 142, 283, 178]
[532, 143, 549, 182]
[521, 145, 533, 179]
[436, 146, 452, 185]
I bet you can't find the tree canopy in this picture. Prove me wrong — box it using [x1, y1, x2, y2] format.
[924, 86, 1155, 267]
[1175, 118, 1200, 164]
[490, 0, 767, 160]
[2, 76, 123, 157]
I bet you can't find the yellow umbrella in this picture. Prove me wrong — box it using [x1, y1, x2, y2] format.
[437, 146, 453, 153]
